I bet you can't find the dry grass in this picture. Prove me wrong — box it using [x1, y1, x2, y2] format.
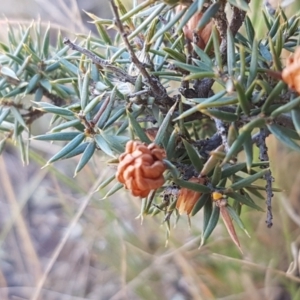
[1, 1, 300, 299]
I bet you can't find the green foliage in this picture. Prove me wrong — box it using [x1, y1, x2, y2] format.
[0, 0, 300, 245]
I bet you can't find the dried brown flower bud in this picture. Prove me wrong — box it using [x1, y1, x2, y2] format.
[215, 198, 242, 253]
[116, 141, 166, 198]
[176, 177, 207, 215]
[177, 6, 214, 50]
[282, 47, 300, 94]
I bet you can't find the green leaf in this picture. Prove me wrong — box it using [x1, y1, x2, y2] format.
[45, 61, 60, 73]
[34, 132, 80, 141]
[39, 79, 52, 93]
[80, 68, 91, 110]
[151, 7, 186, 43]
[10, 107, 28, 130]
[229, 168, 269, 190]
[127, 110, 151, 143]
[63, 142, 89, 159]
[201, 109, 238, 122]
[96, 174, 116, 191]
[226, 205, 250, 236]
[292, 107, 300, 136]
[212, 26, 222, 70]
[259, 43, 272, 62]
[60, 58, 79, 75]
[166, 129, 178, 160]
[173, 93, 234, 121]
[269, 14, 280, 38]
[245, 186, 265, 200]
[171, 60, 213, 74]
[128, 3, 166, 40]
[227, 29, 236, 76]
[103, 182, 123, 198]
[201, 203, 220, 247]
[42, 23, 50, 58]
[192, 44, 212, 67]
[154, 101, 177, 146]
[13, 22, 32, 57]
[275, 26, 283, 58]
[173, 178, 211, 193]
[95, 134, 115, 157]
[235, 81, 250, 115]
[103, 106, 126, 129]
[95, 22, 112, 45]
[177, 0, 198, 32]
[184, 72, 216, 81]
[182, 139, 203, 173]
[247, 38, 258, 87]
[25, 73, 41, 94]
[22, 44, 42, 62]
[222, 118, 266, 165]
[164, 159, 180, 179]
[0, 108, 10, 125]
[162, 48, 186, 63]
[51, 119, 82, 132]
[267, 123, 300, 152]
[74, 141, 96, 176]
[243, 132, 253, 172]
[46, 133, 86, 164]
[268, 36, 281, 71]
[277, 124, 300, 140]
[222, 131, 248, 164]
[17, 134, 28, 166]
[244, 16, 255, 44]
[0, 138, 7, 155]
[197, 2, 220, 30]
[271, 96, 300, 118]
[37, 106, 75, 117]
[211, 163, 222, 186]
[226, 191, 264, 211]
[97, 88, 116, 129]
[0, 66, 19, 81]
[191, 193, 210, 217]
[83, 94, 103, 114]
[221, 162, 247, 179]
[101, 131, 129, 153]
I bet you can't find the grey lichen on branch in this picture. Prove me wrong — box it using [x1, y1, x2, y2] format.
[63, 37, 137, 85]
[257, 127, 274, 227]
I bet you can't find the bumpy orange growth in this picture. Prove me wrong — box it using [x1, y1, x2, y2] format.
[176, 176, 207, 215]
[282, 47, 300, 94]
[116, 141, 166, 198]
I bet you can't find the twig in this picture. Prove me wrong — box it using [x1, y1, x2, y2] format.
[191, 1, 251, 98]
[110, 0, 173, 105]
[257, 127, 273, 228]
[127, 89, 150, 99]
[193, 133, 222, 158]
[229, 3, 249, 37]
[23, 109, 45, 126]
[193, 78, 214, 98]
[214, 118, 230, 152]
[63, 38, 137, 85]
[41, 88, 66, 106]
[213, 0, 228, 58]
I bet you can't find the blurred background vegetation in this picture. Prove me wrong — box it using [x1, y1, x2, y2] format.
[1, 0, 300, 299]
